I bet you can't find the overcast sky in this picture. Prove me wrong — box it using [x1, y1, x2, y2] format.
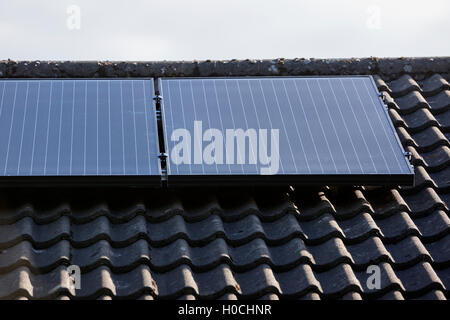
[0, 0, 449, 61]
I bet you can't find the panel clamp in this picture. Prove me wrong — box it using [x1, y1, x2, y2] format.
[403, 151, 412, 161]
[153, 95, 163, 103]
[158, 153, 168, 160]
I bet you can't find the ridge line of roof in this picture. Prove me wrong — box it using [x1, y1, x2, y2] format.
[0, 57, 449, 81]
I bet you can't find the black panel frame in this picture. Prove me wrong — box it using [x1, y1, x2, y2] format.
[0, 175, 162, 188]
[167, 174, 414, 187]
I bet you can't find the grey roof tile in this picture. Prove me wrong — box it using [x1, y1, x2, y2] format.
[429, 166, 450, 191]
[363, 188, 408, 217]
[374, 211, 419, 241]
[345, 236, 391, 266]
[435, 267, 450, 292]
[412, 127, 449, 152]
[427, 90, 450, 114]
[398, 126, 449, 152]
[421, 74, 450, 96]
[387, 75, 421, 97]
[385, 236, 432, 267]
[315, 263, 361, 296]
[435, 109, 450, 132]
[395, 262, 444, 296]
[337, 212, 380, 241]
[424, 234, 450, 267]
[297, 213, 343, 242]
[394, 91, 429, 114]
[0, 216, 71, 249]
[373, 75, 391, 93]
[417, 146, 450, 171]
[411, 210, 450, 240]
[398, 108, 439, 133]
[400, 188, 447, 215]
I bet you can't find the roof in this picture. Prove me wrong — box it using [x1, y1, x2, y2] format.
[0, 57, 449, 300]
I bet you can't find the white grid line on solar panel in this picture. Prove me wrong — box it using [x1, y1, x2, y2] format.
[368, 77, 413, 173]
[131, 81, 139, 174]
[304, 79, 338, 173]
[4, 82, 18, 175]
[69, 82, 74, 174]
[166, 80, 180, 174]
[280, 79, 310, 173]
[96, 81, 99, 174]
[248, 80, 273, 173]
[359, 78, 398, 173]
[238, 80, 257, 171]
[246, 80, 264, 163]
[350, 78, 390, 174]
[0, 83, 5, 172]
[189, 80, 204, 174]
[119, 81, 126, 174]
[362, 79, 405, 173]
[255, 79, 282, 173]
[108, 81, 112, 174]
[171, 81, 182, 174]
[317, 79, 351, 173]
[291, 79, 323, 173]
[269, 79, 298, 174]
[224, 79, 244, 174]
[44, 82, 52, 175]
[56, 81, 63, 175]
[30, 81, 40, 174]
[17, 82, 29, 174]
[83, 80, 87, 175]
[142, 80, 152, 174]
[201, 79, 219, 173]
[327, 79, 364, 173]
[338, 78, 377, 173]
[212, 80, 231, 174]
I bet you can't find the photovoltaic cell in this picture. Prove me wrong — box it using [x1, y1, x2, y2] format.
[0, 79, 160, 186]
[159, 77, 414, 185]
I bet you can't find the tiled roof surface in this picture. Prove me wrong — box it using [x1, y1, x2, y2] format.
[0, 59, 449, 300]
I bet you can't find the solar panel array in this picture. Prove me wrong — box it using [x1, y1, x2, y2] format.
[0, 76, 413, 187]
[0, 79, 160, 185]
[160, 77, 413, 185]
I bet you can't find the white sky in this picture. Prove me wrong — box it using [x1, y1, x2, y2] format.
[0, 0, 449, 61]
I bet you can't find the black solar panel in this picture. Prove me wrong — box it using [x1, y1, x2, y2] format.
[0, 79, 161, 186]
[159, 77, 414, 185]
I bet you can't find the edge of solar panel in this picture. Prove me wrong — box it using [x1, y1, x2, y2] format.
[158, 76, 414, 187]
[165, 174, 414, 187]
[0, 78, 162, 187]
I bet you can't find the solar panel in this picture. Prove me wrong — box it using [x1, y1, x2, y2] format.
[0, 79, 161, 186]
[159, 76, 414, 186]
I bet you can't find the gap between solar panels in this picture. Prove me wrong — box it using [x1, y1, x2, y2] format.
[0, 77, 414, 187]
